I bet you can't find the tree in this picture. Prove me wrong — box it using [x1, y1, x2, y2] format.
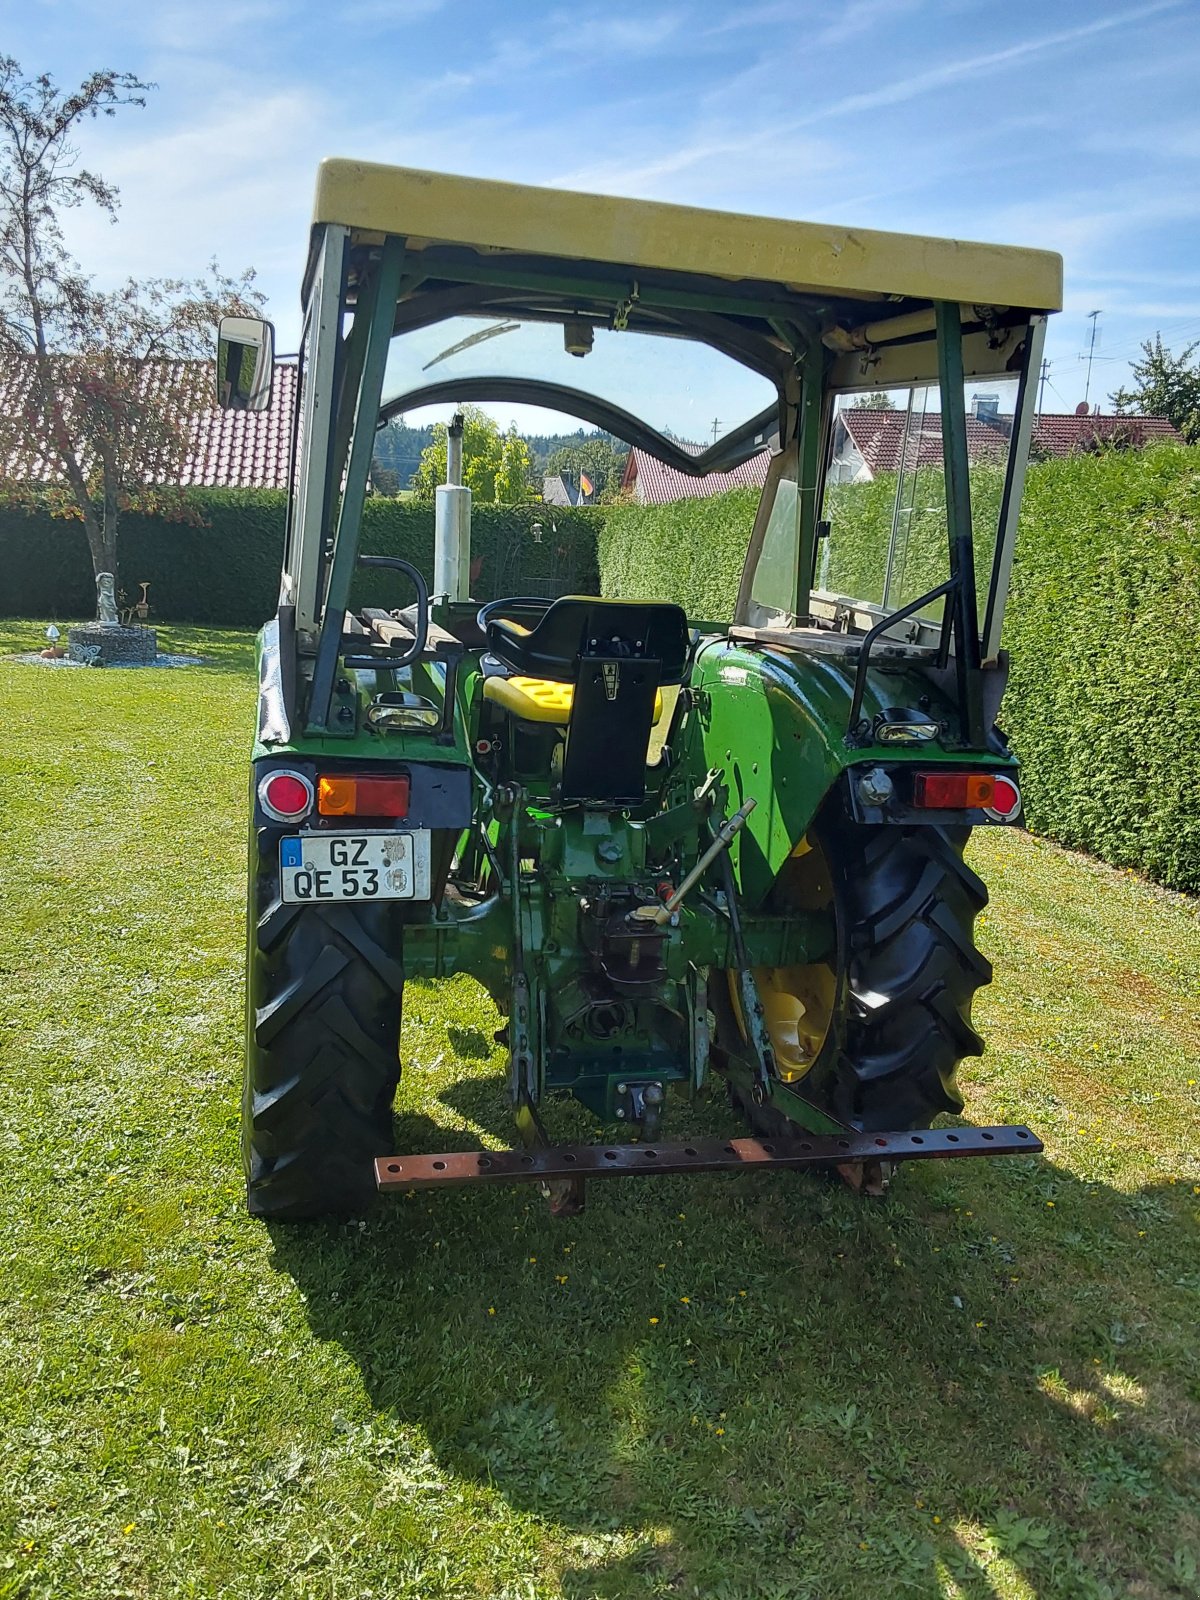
[851, 392, 897, 410]
[494, 423, 532, 504]
[411, 405, 533, 504]
[0, 59, 261, 609]
[544, 435, 627, 500]
[1110, 335, 1200, 443]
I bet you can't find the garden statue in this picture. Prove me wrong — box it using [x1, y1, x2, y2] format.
[96, 572, 119, 626]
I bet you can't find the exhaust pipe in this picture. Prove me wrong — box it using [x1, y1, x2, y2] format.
[434, 409, 471, 603]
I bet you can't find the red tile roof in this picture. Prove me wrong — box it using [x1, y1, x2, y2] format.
[0, 358, 296, 490]
[839, 408, 1011, 474]
[840, 406, 1183, 475]
[621, 448, 772, 505]
[1031, 411, 1182, 453]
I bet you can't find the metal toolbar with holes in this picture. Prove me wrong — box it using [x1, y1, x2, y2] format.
[375, 1124, 1042, 1192]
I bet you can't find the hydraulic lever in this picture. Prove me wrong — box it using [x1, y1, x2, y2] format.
[628, 798, 757, 926]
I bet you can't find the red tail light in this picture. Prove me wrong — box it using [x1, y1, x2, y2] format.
[913, 771, 996, 810]
[317, 774, 410, 817]
[987, 776, 1022, 821]
[258, 769, 313, 822]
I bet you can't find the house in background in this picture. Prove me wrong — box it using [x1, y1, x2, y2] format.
[0, 357, 297, 489]
[619, 448, 771, 506]
[542, 473, 581, 506]
[830, 403, 1184, 485]
[184, 360, 296, 487]
[623, 406, 1185, 505]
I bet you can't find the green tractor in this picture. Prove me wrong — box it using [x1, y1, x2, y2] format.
[225, 161, 1059, 1220]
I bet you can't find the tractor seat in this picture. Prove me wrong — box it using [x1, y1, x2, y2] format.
[483, 673, 663, 725]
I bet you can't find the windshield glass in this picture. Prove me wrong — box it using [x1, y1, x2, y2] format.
[383, 316, 777, 443]
[817, 375, 1019, 630]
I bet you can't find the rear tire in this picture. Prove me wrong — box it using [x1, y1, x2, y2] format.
[243, 874, 404, 1220]
[820, 820, 989, 1129]
[724, 819, 990, 1135]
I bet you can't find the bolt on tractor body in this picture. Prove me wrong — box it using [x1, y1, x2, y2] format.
[222, 160, 1060, 1220]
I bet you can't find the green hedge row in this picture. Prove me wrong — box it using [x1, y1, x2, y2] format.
[0, 492, 602, 627]
[1003, 448, 1200, 892]
[599, 487, 759, 619]
[599, 448, 1200, 893]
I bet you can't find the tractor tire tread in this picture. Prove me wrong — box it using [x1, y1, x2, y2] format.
[243, 891, 402, 1221]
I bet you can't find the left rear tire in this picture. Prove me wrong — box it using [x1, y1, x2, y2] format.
[243, 848, 404, 1220]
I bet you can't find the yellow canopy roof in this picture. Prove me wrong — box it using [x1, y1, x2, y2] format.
[312, 158, 1062, 314]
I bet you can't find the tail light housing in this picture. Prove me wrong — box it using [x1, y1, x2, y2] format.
[258, 769, 314, 822]
[913, 770, 1022, 819]
[914, 771, 996, 810]
[317, 774, 410, 818]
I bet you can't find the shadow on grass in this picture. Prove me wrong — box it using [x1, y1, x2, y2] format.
[267, 1081, 1198, 1600]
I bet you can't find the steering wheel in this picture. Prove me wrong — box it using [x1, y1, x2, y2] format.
[476, 595, 555, 670]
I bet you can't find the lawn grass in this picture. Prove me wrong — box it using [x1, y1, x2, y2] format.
[1, 621, 1198, 1600]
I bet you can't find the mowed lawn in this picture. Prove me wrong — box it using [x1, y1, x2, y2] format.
[1, 620, 1198, 1600]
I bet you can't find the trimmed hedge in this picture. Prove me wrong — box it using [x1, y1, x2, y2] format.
[600, 448, 1200, 892]
[0, 492, 602, 626]
[599, 488, 759, 618]
[1003, 447, 1200, 892]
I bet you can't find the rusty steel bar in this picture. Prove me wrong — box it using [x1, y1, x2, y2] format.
[374, 1124, 1041, 1192]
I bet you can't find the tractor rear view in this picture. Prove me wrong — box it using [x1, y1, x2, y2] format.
[221, 162, 1060, 1220]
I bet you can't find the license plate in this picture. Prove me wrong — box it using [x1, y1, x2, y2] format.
[280, 830, 431, 903]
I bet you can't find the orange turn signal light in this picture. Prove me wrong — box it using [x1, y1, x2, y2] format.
[913, 771, 996, 810]
[317, 774, 410, 817]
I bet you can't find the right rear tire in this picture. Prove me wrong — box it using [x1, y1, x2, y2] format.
[719, 816, 990, 1137]
[243, 879, 404, 1220]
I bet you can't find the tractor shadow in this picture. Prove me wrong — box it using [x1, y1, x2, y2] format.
[269, 1084, 1198, 1599]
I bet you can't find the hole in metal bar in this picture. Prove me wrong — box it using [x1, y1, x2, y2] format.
[981, 1132, 994, 1141]
[875, 1138, 887, 1147]
[432, 1160, 446, 1171]
[837, 1140, 850, 1150]
[563, 1153, 577, 1163]
[684, 1147, 697, 1156]
[946, 1133, 960, 1143]
[1017, 1128, 1029, 1137]
[724, 1145, 736, 1154]
[762, 1143, 776, 1153]
[386, 1163, 401, 1173]
[477, 1155, 492, 1168]
[800, 1142, 812, 1151]
[520, 1155, 534, 1166]
[604, 1150, 618, 1161]
[911, 1135, 924, 1145]
[644, 1149, 658, 1158]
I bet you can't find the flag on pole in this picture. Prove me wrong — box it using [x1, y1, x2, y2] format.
[579, 471, 594, 499]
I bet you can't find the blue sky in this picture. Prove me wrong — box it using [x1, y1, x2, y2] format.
[10, 0, 1200, 433]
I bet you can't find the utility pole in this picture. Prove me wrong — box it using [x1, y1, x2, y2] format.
[1082, 310, 1102, 410]
[1038, 357, 1050, 419]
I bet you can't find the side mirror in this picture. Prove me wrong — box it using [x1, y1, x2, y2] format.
[216, 315, 275, 411]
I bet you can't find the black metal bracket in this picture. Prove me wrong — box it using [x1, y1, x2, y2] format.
[845, 575, 958, 744]
[338, 555, 429, 670]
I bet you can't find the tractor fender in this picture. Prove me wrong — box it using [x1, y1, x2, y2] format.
[689, 636, 1005, 908]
